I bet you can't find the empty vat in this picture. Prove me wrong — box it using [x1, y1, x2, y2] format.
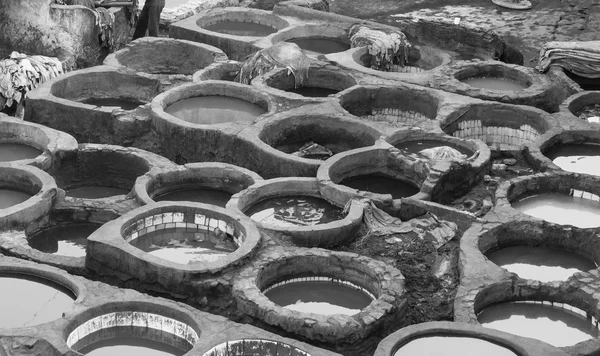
[340, 174, 420, 199]
[487, 245, 597, 282]
[264, 277, 374, 316]
[478, 301, 599, 347]
[0, 143, 42, 162]
[164, 96, 266, 125]
[27, 223, 100, 257]
[0, 272, 76, 328]
[512, 192, 600, 228]
[245, 195, 345, 227]
[287, 37, 350, 55]
[394, 335, 518, 356]
[544, 143, 600, 176]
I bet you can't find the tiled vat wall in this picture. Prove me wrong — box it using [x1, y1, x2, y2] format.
[452, 120, 540, 145]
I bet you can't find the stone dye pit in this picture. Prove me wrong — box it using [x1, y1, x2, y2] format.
[0, 143, 42, 162]
[544, 143, 600, 177]
[393, 335, 518, 356]
[511, 191, 600, 228]
[27, 223, 99, 258]
[245, 195, 345, 227]
[287, 37, 350, 55]
[561, 91, 600, 123]
[204, 20, 279, 37]
[203, 339, 311, 356]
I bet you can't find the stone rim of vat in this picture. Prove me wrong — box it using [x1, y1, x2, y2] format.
[202, 339, 312, 356]
[494, 171, 600, 228]
[439, 101, 556, 154]
[252, 62, 359, 100]
[63, 300, 202, 355]
[559, 90, 600, 123]
[268, 24, 351, 56]
[54, 143, 177, 202]
[524, 129, 600, 174]
[477, 220, 600, 281]
[317, 145, 432, 208]
[103, 37, 228, 76]
[134, 162, 264, 206]
[151, 81, 274, 132]
[0, 164, 57, 229]
[195, 7, 290, 39]
[373, 321, 563, 356]
[338, 84, 445, 123]
[0, 115, 78, 171]
[325, 44, 451, 79]
[192, 60, 242, 82]
[232, 249, 406, 344]
[428, 60, 557, 112]
[226, 177, 364, 247]
[86, 201, 262, 287]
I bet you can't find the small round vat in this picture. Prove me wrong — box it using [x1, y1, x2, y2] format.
[0, 272, 76, 328]
[287, 37, 350, 55]
[487, 245, 596, 282]
[562, 91, 600, 122]
[27, 223, 100, 257]
[195, 8, 289, 38]
[67, 186, 129, 199]
[544, 143, 600, 176]
[340, 174, 420, 199]
[203, 339, 311, 356]
[263, 276, 374, 316]
[165, 96, 266, 125]
[204, 20, 278, 37]
[394, 335, 518, 356]
[245, 195, 345, 227]
[461, 77, 527, 91]
[512, 192, 600, 228]
[478, 301, 599, 347]
[155, 188, 232, 207]
[0, 189, 32, 209]
[79, 98, 144, 111]
[0, 143, 42, 162]
[454, 64, 531, 92]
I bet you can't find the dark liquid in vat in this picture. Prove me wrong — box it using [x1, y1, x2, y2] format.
[544, 143, 600, 177]
[154, 188, 232, 208]
[0, 273, 75, 328]
[130, 227, 237, 264]
[80, 98, 143, 110]
[512, 193, 600, 228]
[340, 175, 419, 199]
[287, 86, 338, 97]
[245, 196, 345, 227]
[478, 302, 599, 347]
[287, 38, 350, 54]
[394, 335, 519, 356]
[67, 186, 129, 199]
[203, 20, 278, 37]
[0, 143, 42, 162]
[461, 77, 526, 91]
[28, 223, 99, 257]
[396, 140, 473, 157]
[165, 96, 266, 125]
[264, 280, 373, 316]
[0, 189, 32, 209]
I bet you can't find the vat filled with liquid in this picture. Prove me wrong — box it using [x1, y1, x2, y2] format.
[130, 227, 238, 264]
[203, 20, 278, 37]
[340, 175, 420, 199]
[154, 188, 232, 207]
[544, 143, 600, 177]
[577, 104, 600, 121]
[287, 86, 338, 97]
[512, 192, 600, 228]
[487, 245, 596, 282]
[67, 186, 129, 199]
[0, 272, 76, 328]
[394, 335, 518, 356]
[0, 189, 32, 209]
[245, 196, 345, 227]
[165, 96, 266, 125]
[27, 223, 100, 257]
[286, 38, 350, 55]
[80, 98, 144, 111]
[264, 278, 374, 316]
[461, 77, 527, 91]
[478, 301, 599, 347]
[395, 140, 473, 157]
[0, 143, 42, 162]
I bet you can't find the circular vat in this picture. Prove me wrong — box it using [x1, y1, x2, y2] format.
[228, 178, 363, 247]
[257, 114, 381, 161]
[233, 251, 405, 343]
[87, 202, 261, 285]
[152, 81, 271, 127]
[65, 302, 200, 356]
[478, 221, 598, 282]
[196, 8, 289, 37]
[0, 164, 56, 228]
[52, 144, 174, 200]
[562, 91, 600, 123]
[192, 61, 241, 82]
[135, 162, 263, 208]
[105, 37, 228, 75]
[386, 131, 481, 160]
[271, 25, 351, 56]
[0, 116, 77, 170]
[454, 63, 531, 91]
[441, 103, 553, 151]
[353, 45, 447, 73]
[539, 131, 600, 177]
[339, 85, 442, 126]
[0, 265, 80, 329]
[499, 172, 600, 228]
[202, 339, 311, 356]
[259, 65, 357, 98]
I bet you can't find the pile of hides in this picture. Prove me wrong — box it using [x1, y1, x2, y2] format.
[291, 142, 333, 160]
[538, 41, 600, 78]
[235, 42, 312, 87]
[0, 52, 63, 110]
[418, 146, 467, 160]
[349, 25, 411, 71]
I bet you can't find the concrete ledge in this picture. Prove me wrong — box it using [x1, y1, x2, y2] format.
[0, 164, 57, 230]
[227, 177, 363, 247]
